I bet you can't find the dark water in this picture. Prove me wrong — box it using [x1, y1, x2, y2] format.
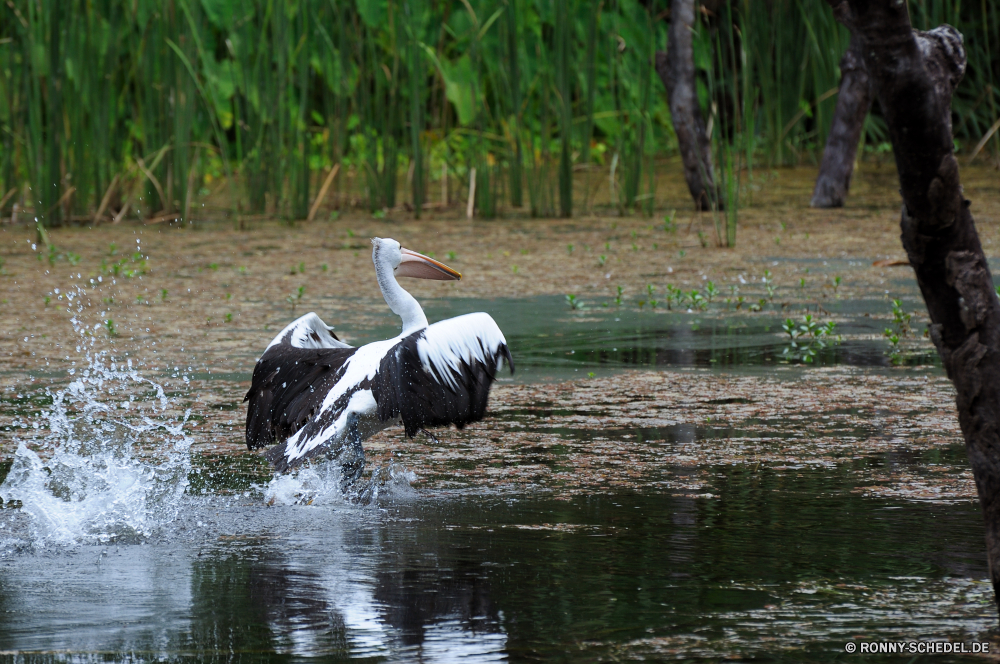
[0, 290, 992, 662]
[348, 295, 939, 381]
[0, 466, 992, 662]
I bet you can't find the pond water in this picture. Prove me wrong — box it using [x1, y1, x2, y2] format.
[336, 290, 939, 382]
[0, 290, 993, 661]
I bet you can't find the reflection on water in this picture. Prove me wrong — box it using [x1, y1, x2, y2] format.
[0, 467, 992, 660]
[416, 296, 939, 379]
[0, 290, 986, 661]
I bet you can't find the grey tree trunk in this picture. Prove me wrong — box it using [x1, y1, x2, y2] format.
[655, 0, 718, 211]
[832, 0, 1000, 619]
[810, 34, 871, 208]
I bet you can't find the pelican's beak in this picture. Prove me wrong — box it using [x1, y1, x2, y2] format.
[396, 248, 462, 281]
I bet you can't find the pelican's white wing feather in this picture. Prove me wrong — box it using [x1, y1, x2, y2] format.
[417, 312, 509, 391]
[266, 312, 352, 351]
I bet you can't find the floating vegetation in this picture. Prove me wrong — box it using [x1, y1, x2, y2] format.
[781, 314, 839, 364]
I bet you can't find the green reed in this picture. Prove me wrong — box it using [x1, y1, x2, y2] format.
[0, 0, 996, 227]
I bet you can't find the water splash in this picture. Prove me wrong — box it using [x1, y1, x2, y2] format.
[0, 307, 192, 546]
[263, 460, 417, 506]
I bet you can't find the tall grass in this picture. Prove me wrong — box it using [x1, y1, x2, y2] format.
[0, 0, 996, 227]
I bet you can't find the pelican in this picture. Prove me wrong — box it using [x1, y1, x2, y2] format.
[244, 237, 513, 480]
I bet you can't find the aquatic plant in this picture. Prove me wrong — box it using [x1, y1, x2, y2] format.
[884, 298, 915, 361]
[762, 269, 776, 301]
[663, 210, 677, 234]
[688, 290, 707, 311]
[566, 294, 584, 310]
[664, 284, 683, 310]
[781, 314, 838, 363]
[890, 299, 913, 336]
[287, 286, 305, 310]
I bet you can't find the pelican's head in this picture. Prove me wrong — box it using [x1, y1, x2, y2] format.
[371, 237, 462, 281]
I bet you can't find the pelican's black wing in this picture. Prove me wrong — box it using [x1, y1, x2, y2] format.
[244, 313, 355, 450]
[371, 312, 513, 437]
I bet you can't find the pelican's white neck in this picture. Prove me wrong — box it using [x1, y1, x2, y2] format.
[375, 253, 428, 336]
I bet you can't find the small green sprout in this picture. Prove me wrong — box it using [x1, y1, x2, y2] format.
[688, 290, 707, 311]
[447, 251, 457, 261]
[512, 265, 519, 274]
[225, 313, 233, 323]
[566, 294, 584, 310]
[663, 210, 677, 234]
[567, 244, 574, 255]
[664, 284, 683, 310]
[704, 281, 719, 302]
[614, 285, 624, 306]
[105, 319, 117, 337]
[209, 263, 219, 271]
[43, 295, 51, 307]
[287, 285, 305, 309]
[161, 289, 168, 301]
[832, 275, 842, 293]
[320, 264, 328, 272]
[763, 270, 775, 301]
[598, 255, 607, 267]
